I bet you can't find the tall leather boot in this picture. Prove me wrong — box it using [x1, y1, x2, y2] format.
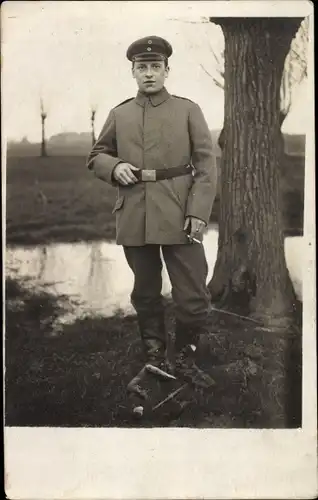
[137, 313, 167, 366]
[174, 321, 215, 388]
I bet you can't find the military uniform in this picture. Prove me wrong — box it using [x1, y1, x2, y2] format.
[87, 36, 217, 375]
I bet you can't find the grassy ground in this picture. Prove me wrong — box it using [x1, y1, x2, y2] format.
[6, 156, 117, 246]
[5, 154, 304, 246]
[5, 277, 302, 428]
[5, 154, 303, 427]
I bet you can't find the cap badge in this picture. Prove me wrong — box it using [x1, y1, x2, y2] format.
[148, 40, 152, 44]
[147, 47, 151, 51]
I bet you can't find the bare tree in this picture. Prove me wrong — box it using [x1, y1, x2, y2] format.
[91, 106, 97, 147]
[40, 97, 48, 157]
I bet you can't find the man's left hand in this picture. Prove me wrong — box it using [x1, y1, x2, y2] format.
[184, 216, 206, 242]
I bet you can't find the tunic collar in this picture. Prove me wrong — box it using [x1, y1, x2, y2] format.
[135, 87, 170, 107]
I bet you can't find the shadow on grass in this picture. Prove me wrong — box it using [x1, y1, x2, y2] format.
[5, 278, 302, 428]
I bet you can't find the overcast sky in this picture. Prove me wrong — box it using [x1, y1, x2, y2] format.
[2, 1, 311, 142]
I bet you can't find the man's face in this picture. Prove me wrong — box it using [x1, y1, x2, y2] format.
[132, 60, 169, 94]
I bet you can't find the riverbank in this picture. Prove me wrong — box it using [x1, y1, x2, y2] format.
[6, 155, 304, 246]
[5, 277, 302, 428]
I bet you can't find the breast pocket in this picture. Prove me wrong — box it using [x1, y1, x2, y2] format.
[112, 195, 125, 214]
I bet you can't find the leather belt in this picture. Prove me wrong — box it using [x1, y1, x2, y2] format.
[135, 164, 193, 182]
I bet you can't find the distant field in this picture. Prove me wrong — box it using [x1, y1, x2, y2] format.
[6, 156, 117, 245]
[5, 154, 304, 246]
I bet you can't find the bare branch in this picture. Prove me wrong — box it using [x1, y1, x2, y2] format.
[211, 46, 222, 68]
[207, 41, 224, 69]
[167, 16, 209, 24]
[200, 63, 224, 90]
[279, 17, 308, 115]
[203, 27, 225, 77]
[199, 63, 213, 78]
[40, 97, 47, 119]
[90, 103, 98, 113]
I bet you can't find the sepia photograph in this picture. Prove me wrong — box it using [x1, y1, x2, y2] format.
[2, 1, 316, 498]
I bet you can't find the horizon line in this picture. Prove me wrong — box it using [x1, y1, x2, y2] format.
[7, 129, 306, 144]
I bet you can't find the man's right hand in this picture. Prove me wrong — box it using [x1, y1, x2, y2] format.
[113, 162, 139, 185]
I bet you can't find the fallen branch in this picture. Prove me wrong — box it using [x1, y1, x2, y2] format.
[152, 384, 188, 411]
[210, 306, 262, 324]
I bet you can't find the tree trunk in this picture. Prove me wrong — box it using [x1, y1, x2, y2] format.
[41, 116, 47, 157]
[91, 111, 96, 147]
[208, 19, 302, 329]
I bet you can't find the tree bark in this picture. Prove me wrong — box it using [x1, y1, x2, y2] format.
[208, 18, 302, 329]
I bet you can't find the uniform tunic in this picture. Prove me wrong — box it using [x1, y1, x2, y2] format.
[87, 87, 217, 246]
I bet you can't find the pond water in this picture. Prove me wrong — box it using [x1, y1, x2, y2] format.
[6, 227, 303, 321]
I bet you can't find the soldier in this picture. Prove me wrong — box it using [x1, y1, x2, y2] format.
[87, 36, 217, 386]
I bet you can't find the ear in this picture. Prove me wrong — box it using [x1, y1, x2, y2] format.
[165, 65, 170, 78]
[131, 66, 136, 79]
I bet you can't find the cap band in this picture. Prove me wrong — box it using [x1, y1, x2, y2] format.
[132, 53, 166, 62]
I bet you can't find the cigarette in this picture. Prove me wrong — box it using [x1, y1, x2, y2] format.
[187, 235, 201, 244]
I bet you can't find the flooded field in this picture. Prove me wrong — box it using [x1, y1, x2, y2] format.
[6, 227, 303, 320]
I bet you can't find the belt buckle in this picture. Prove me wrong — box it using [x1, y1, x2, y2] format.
[141, 169, 156, 182]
